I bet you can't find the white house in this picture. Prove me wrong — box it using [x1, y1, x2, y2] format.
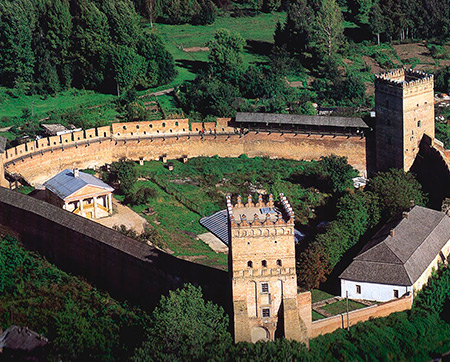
[340, 206, 450, 302]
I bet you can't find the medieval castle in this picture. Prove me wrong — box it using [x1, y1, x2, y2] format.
[0, 69, 446, 344]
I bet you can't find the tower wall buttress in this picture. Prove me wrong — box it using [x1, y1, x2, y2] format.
[375, 69, 434, 172]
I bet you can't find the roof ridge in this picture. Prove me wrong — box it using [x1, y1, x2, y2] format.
[356, 238, 403, 264]
[385, 209, 446, 284]
[402, 212, 447, 266]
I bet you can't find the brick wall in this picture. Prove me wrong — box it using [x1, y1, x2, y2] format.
[2, 125, 368, 185]
[311, 293, 413, 338]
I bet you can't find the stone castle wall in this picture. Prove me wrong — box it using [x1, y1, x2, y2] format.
[1, 119, 368, 186]
[0, 187, 229, 311]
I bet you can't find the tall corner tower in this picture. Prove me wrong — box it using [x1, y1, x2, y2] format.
[375, 68, 434, 172]
[227, 193, 307, 344]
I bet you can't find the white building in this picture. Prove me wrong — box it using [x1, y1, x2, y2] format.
[44, 169, 114, 219]
[340, 206, 450, 302]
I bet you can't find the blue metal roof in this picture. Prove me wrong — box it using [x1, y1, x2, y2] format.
[200, 210, 229, 245]
[200, 209, 306, 246]
[44, 169, 114, 200]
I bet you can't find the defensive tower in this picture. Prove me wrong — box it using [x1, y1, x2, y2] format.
[375, 69, 434, 172]
[227, 194, 307, 343]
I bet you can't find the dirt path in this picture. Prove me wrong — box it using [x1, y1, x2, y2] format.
[95, 199, 148, 234]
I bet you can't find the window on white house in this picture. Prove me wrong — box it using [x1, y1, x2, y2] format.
[356, 285, 361, 294]
[261, 282, 269, 293]
[394, 289, 399, 298]
[262, 308, 270, 318]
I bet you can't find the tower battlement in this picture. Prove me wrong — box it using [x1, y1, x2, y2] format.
[226, 193, 294, 228]
[375, 68, 434, 90]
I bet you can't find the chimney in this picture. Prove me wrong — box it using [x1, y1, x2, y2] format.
[402, 211, 409, 219]
[410, 199, 415, 209]
[73, 168, 79, 178]
[390, 229, 395, 237]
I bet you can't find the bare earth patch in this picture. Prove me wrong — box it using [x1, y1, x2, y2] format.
[288, 81, 304, 88]
[392, 43, 435, 70]
[95, 199, 148, 234]
[198, 232, 228, 253]
[362, 55, 384, 74]
[183, 46, 209, 52]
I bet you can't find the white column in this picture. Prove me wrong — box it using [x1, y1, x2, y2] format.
[93, 196, 98, 219]
[108, 194, 113, 214]
[63, 201, 68, 210]
[79, 198, 84, 216]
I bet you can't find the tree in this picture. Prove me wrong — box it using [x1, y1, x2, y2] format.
[368, 169, 426, 219]
[0, 0, 36, 87]
[112, 45, 147, 96]
[319, 155, 359, 193]
[274, 0, 315, 55]
[110, 160, 138, 195]
[369, 1, 385, 45]
[207, 29, 246, 84]
[297, 242, 330, 289]
[311, 0, 345, 60]
[133, 284, 232, 361]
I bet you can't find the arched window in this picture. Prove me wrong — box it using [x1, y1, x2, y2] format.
[123, 126, 127, 130]
[149, 124, 153, 128]
[175, 121, 179, 126]
[262, 260, 267, 268]
[276, 259, 282, 266]
[162, 122, 166, 127]
[248, 261, 253, 268]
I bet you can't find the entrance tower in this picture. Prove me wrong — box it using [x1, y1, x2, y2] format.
[227, 194, 305, 343]
[375, 69, 434, 172]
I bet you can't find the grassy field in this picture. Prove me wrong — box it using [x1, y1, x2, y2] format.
[0, 87, 117, 121]
[150, 12, 286, 85]
[110, 156, 331, 269]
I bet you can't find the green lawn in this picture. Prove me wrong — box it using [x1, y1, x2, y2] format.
[109, 156, 330, 269]
[114, 180, 228, 270]
[311, 289, 335, 304]
[312, 310, 326, 321]
[0, 87, 117, 121]
[321, 299, 366, 315]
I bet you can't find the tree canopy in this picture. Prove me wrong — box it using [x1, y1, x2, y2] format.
[133, 284, 232, 361]
[0, 0, 175, 94]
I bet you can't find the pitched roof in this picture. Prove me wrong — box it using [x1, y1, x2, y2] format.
[43, 169, 114, 200]
[0, 136, 6, 153]
[235, 112, 369, 129]
[0, 325, 48, 351]
[340, 206, 450, 286]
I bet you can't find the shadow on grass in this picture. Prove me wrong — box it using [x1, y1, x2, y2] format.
[176, 59, 208, 75]
[245, 39, 273, 57]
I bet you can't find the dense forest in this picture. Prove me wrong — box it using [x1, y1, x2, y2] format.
[0, 0, 175, 94]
